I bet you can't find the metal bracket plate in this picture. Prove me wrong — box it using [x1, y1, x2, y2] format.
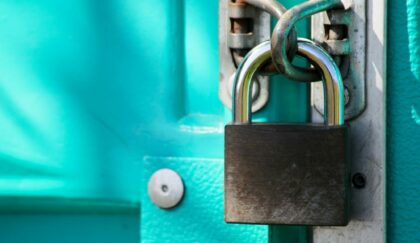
[311, 0, 366, 120]
[218, 0, 271, 112]
[311, 0, 386, 241]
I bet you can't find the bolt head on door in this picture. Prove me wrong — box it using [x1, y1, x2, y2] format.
[148, 168, 184, 209]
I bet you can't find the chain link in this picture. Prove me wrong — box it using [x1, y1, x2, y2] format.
[228, 0, 298, 74]
[271, 0, 343, 81]
[229, 0, 345, 81]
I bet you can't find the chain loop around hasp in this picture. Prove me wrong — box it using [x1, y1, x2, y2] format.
[271, 0, 343, 81]
[241, 0, 298, 73]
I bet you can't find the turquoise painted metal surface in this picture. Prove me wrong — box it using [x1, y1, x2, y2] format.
[0, 0, 144, 203]
[387, 0, 420, 242]
[0, 213, 139, 243]
[0, 0, 308, 242]
[141, 157, 267, 243]
[138, 0, 308, 242]
[1, 0, 418, 242]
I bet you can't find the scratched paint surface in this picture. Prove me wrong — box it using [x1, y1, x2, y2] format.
[387, 0, 420, 241]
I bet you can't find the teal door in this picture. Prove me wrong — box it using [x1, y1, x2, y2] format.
[0, 0, 307, 242]
[387, 0, 420, 242]
[0, 0, 419, 242]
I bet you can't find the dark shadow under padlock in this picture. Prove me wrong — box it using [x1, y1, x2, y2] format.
[224, 38, 350, 226]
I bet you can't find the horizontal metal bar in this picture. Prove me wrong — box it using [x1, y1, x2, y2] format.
[228, 32, 256, 51]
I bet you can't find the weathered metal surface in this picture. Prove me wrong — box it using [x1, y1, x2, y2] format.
[270, 0, 343, 81]
[311, 0, 386, 241]
[219, 0, 271, 112]
[312, 0, 366, 120]
[225, 124, 350, 225]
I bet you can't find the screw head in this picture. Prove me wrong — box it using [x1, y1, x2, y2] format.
[148, 169, 184, 209]
[352, 173, 366, 189]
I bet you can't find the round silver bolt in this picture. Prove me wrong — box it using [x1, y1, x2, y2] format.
[148, 168, 184, 209]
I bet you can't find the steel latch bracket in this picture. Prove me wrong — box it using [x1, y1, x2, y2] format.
[311, 0, 366, 120]
[218, 0, 271, 112]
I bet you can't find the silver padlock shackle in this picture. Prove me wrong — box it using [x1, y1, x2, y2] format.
[232, 38, 344, 126]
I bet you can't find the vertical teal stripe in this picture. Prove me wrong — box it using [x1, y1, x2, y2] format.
[263, 1, 310, 242]
[387, 0, 420, 241]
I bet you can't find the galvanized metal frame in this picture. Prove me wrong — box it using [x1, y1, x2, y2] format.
[311, 0, 386, 241]
[311, 0, 367, 120]
[218, 0, 271, 112]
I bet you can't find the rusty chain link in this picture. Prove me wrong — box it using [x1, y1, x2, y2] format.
[271, 0, 343, 81]
[229, 0, 297, 74]
[230, 0, 345, 80]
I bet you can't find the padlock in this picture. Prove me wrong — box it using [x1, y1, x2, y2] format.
[224, 38, 350, 226]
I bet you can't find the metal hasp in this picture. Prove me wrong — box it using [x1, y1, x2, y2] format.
[311, 0, 366, 120]
[311, 0, 386, 241]
[225, 39, 350, 226]
[218, 0, 271, 112]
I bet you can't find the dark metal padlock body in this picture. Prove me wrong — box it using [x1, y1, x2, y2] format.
[225, 123, 350, 226]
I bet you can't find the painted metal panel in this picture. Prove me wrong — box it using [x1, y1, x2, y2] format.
[138, 1, 309, 241]
[0, 0, 309, 242]
[0, 0, 146, 202]
[312, 0, 387, 241]
[387, 0, 420, 242]
[141, 157, 268, 243]
[0, 213, 139, 243]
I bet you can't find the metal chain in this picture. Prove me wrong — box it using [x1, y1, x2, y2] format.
[271, 0, 343, 81]
[230, 0, 298, 74]
[230, 0, 344, 80]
